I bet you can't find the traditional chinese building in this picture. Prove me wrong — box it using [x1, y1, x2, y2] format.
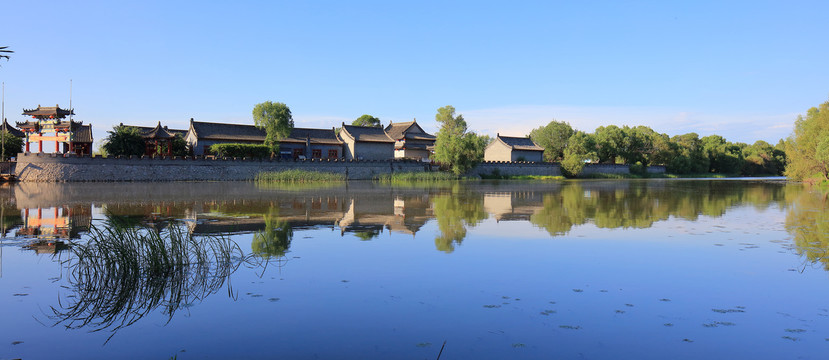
[484, 134, 545, 162]
[16, 105, 93, 155]
[384, 119, 436, 161]
[124, 122, 188, 156]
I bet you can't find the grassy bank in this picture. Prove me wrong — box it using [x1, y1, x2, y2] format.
[256, 169, 346, 183]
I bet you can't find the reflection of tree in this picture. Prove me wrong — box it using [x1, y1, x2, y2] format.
[786, 188, 829, 270]
[530, 181, 791, 237]
[353, 229, 381, 241]
[251, 207, 293, 258]
[51, 222, 257, 341]
[431, 185, 487, 253]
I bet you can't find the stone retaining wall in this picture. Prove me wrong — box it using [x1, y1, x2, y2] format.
[14, 153, 427, 182]
[12, 153, 668, 182]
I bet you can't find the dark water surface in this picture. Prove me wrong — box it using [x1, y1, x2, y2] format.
[1, 179, 828, 359]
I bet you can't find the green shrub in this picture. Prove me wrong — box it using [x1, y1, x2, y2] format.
[209, 143, 270, 158]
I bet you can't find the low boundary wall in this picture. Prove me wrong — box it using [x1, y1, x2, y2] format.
[14, 153, 428, 182]
[12, 153, 668, 182]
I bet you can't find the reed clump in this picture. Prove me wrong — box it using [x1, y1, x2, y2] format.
[51, 222, 258, 340]
[256, 169, 345, 183]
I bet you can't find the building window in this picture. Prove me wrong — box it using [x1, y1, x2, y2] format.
[328, 149, 338, 159]
[312, 149, 322, 158]
[293, 148, 304, 159]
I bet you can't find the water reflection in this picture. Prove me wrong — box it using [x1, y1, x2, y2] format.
[0, 181, 798, 255]
[50, 221, 260, 341]
[786, 188, 829, 270]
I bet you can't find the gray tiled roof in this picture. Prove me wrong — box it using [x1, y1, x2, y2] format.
[282, 127, 342, 145]
[341, 124, 394, 143]
[190, 121, 266, 141]
[497, 135, 544, 151]
[384, 121, 435, 141]
[72, 124, 93, 143]
[1, 119, 24, 138]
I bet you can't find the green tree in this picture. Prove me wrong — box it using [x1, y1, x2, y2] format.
[0, 130, 23, 160]
[102, 125, 144, 156]
[352, 114, 381, 128]
[529, 120, 575, 162]
[561, 131, 596, 177]
[594, 125, 625, 163]
[701, 135, 744, 174]
[668, 133, 709, 174]
[785, 99, 829, 181]
[253, 101, 293, 156]
[433, 105, 486, 175]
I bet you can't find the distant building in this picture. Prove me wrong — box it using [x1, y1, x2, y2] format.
[185, 119, 266, 156]
[484, 134, 544, 162]
[384, 120, 436, 161]
[17, 105, 92, 155]
[339, 123, 395, 160]
[123, 122, 188, 156]
[278, 127, 343, 159]
[185, 119, 343, 158]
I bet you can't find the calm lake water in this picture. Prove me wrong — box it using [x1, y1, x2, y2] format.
[1, 179, 828, 359]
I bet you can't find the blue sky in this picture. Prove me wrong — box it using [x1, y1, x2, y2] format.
[3, 0, 828, 146]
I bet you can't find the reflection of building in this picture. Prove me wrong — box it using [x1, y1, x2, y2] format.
[484, 192, 543, 222]
[17, 206, 91, 240]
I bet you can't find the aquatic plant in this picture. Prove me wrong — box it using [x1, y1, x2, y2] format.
[50, 222, 261, 341]
[256, 169, 345, 183]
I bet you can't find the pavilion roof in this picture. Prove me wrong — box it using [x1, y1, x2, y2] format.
[341, 124, 394, 143]
[22, 105, 74, 119]
[1, 119, 24, 137]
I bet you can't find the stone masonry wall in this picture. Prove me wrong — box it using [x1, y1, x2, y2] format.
[14, 153, 427, 182]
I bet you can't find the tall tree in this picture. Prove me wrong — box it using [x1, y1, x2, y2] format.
[432, 105, 486, 175]
[529, 120, 574, 162]
[252, 101, 293, 155]
[785, 99, 829, 181]
[561, 131, 596, 177]
[0, 130, 23, 160]
[102, 125, 144, 156]
[352, 114, 381, 128]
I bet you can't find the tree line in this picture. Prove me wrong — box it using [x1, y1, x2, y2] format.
[530, 121, 786, 177]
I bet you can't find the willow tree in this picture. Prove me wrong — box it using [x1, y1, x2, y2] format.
[253, 101, 293, 156]
[432, 105, 487, 175]
[785, 99, 829, 182]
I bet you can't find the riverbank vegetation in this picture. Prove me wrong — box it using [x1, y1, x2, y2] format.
[209, 143, 270, 159]
[529, 120, 786, 178]
[256, 169, 345, 183]
[784, 99, 829, 184]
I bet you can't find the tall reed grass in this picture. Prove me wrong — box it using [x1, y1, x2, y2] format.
[51, 222, 259, 341]
[256, 169, 345, 183]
